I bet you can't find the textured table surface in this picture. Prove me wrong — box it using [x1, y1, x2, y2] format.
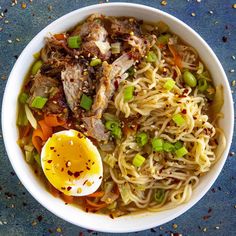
[0, 0, 236, 236]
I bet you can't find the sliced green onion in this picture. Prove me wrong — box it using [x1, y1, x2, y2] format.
[136, 132, 148, 147]
[17, 109, 28, 126]
[111, 42, 121, 54]
[154, 189, 165, 203]
[198, 78, 208, 92]
[163, 79, 175, 91]
[25, 150, 34, 164]
[67, 35, 82, 49]
[111, 127, 122, 139]
[172, 113, 185, 126]
[103, 154, 117, 168]
[183, 71, 197, 87]
[157, 34, 170, 45]
[31, 96, 48, 109]
[163, 142, 175, 152]
[174, 141, 183, 150]
[31, 60, 43, 75]
[124, 86, 134, 102]
[105, 120, 122, 139]
[132, 153, 146, 167]
[90, 58, 102, 67]
[146, 51, 158, 63]
[80, 94, 93, 111]
[152, 138, 164, 152]
[24, 144, 34, 152]
[175, 146, 188, 158]
[19, 92, 29, 104]
[25, 104, 37, 129]
[33, 51, 41, 59]
[105, 120, 119, 131]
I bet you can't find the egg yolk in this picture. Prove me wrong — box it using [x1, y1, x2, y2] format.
[41, 130, 103, 196]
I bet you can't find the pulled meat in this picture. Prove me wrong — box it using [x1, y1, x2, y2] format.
[29, 73, 68, 120]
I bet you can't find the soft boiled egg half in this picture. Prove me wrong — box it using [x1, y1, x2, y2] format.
[41, 129, 103, 196]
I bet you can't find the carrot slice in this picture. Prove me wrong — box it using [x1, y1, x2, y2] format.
[87, 191, 104, 198]
[44, 114, 66, 127]
[54, 33, 66, 40]
[168, 44, 182, 69]
[86, 199, 107, 209]
[39, 119, 53, 140]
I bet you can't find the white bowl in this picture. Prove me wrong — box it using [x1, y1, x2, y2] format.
[2, 3, 234, 233]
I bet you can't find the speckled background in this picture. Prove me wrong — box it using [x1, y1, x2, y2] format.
[0, 1, 236, 236]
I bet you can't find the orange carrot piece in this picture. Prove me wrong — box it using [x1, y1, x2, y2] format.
[44, 114, 66, 127]
[54, 33, 66, 40]
[39, 120, 53, 140]
[168, 44, 182, 69]
[87, 191, 104, 198]
[86, 199, 107, 209]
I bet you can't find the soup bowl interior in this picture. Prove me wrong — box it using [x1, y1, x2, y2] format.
[2, 3, 234, 233]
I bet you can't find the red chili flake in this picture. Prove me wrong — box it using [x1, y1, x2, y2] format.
[181, 109, 187, 114]
[67, 170, 73, 176]
[222, 36, 227, 42]
[50, 147, 54, 150]
[77, 133, 84, 139]
[203, 215, 211, 220]
[99, 176, 102, 179]
[79, 232, 84, 236]
[74, 171, 83, 178]
[37, 215, 43, 222]
[61, 168, 64, 172]
[114, 79, 119, 90]
[86, 167, 91, 170]
[47, 160, 52, 163]
[67, 186, 72, 191]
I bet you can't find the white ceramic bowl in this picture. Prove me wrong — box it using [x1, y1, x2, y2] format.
[2, 3, 234, 233]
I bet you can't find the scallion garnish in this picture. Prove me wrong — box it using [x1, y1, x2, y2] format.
[31, 60, 43, 75]
[80, 94, 93, 111]
[31, 96, 48, 109]
[163, 79, 175, 91]
[132, 153, 145, 167]
[152, 138, 164, 152]
[136, 132, 148, 146]
[67, 35, 82, 49]
[124, 86, 135, 102]
[172, 113, 185, 126]
[175, 146, 188, 158]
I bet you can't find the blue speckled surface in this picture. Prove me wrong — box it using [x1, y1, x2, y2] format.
[0, 1, 236, 235]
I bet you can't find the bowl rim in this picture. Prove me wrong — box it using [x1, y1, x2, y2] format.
[1, 2, 234, 233]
